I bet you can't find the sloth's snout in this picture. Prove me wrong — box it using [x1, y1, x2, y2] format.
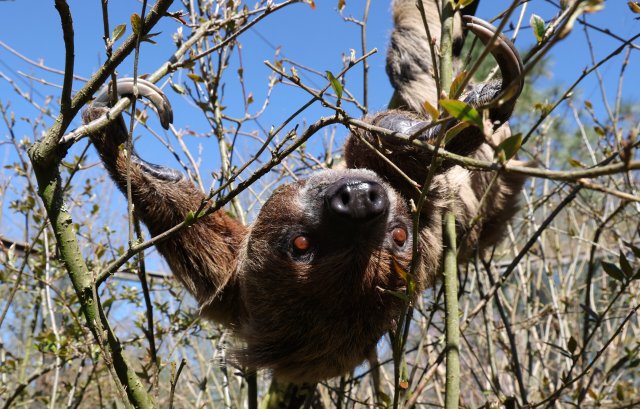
[325, 179, 389, 222]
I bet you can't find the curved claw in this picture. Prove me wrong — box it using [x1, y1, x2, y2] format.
[462, 15, 524, 121]
[370, 17, 525, 160]
[377, 115, 425, 137]
[93, 78, 174, 129]
[376, 114, 450, 145]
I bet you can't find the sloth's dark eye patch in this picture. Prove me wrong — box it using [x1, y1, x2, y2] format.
[392, 227, 407, 247]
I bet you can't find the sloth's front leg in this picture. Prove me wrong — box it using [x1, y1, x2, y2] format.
[83, 78, 247, 326]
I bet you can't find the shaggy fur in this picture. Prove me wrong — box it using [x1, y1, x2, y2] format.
[84, 0, 527, 383]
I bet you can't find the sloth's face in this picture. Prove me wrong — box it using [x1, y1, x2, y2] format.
[246, 168, 414, 294]
[238, 168, 420, 382]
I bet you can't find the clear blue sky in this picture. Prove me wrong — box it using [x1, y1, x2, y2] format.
[0, 1, 637, 129]
[0, 0, 638, 241]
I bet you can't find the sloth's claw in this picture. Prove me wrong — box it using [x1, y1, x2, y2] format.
[462, 16, 524, 121]
[86, 78, 183, 182]
[376, 115, 426, 138]
[93, 77, 174, 129]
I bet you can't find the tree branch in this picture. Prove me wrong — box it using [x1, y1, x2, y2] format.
[54, 0, 74, 114]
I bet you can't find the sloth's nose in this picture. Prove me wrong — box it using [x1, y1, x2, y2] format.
[326, 179, 389, 222]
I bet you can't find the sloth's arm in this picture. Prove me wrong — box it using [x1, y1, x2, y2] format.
[84, 79, 247, 325]
[386, 0, 452, 114]
[387, 0, 478, 115]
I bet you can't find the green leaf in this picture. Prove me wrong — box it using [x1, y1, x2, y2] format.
[457, 0, 475, 9]
[187, 73, 204, 83]
[102, 298, 114, 309]
[142, 32, 161, 44]
[439, 99, 483, 129]
[628, 243, 640, 258]
[131, 13, 142, 35]
[443, 121, 471, 145]
[530, 14, 545, 43]
[185, 211, 196, 224]
[619, 251, 633, 278]
[111, 24, 126, 42]
[325, 70, 343, 100]
[449, 70, 467, 98]
[602, 261, 625, 282]
[95, 244, 106, 259]
[170, 82, 186, 95]
[497, 133, 523, 160]
[593, 126, 606, 137]
[580, 303, 600, 322]
[422, 100, 440, 121]
[377, 391, 391, 407]
[534, 102, 553, 115]
[568, 158, 586, 168]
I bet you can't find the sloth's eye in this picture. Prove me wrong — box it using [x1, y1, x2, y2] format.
[391, 227, 407, 247]
[292, 235, 311, 253]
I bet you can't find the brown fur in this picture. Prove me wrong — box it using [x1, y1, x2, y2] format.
[238, 170, 421, 380]
[84, 108, 247, 325]
[84, 0, 526, 383]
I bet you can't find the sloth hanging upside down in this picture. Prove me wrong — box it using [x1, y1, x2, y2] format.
[83, 3, 526, 383]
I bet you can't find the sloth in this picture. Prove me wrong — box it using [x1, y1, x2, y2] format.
[83, 1, 525, 383]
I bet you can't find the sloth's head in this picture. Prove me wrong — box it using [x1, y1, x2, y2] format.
[237, 168, 421, 381]
[244, 168, 415, 295]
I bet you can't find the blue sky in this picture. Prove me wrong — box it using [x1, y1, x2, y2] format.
[0, 1, 637, 127]
[0, 0, 638, 241]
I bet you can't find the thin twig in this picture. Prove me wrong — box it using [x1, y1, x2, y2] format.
[443, 209, 460, 409]
[169, 359, 187, 409]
